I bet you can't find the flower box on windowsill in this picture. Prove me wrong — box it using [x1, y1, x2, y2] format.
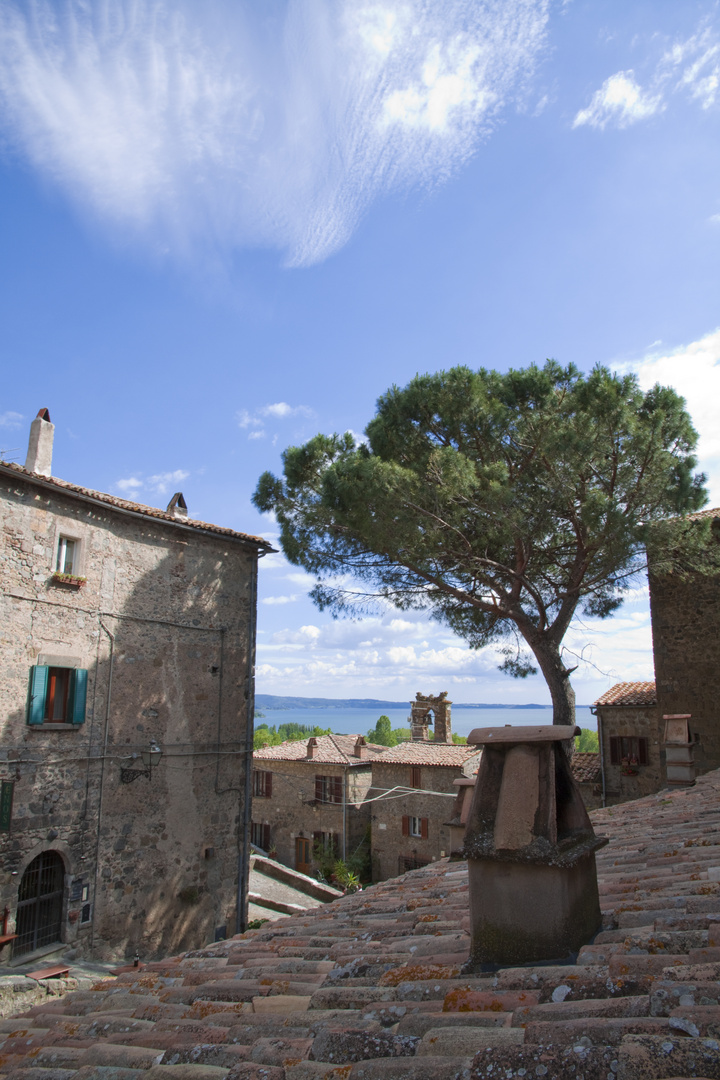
[51, 572, 86, 589]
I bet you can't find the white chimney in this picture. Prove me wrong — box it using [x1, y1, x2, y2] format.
[166, 492, 188, 519]
[25, 408, 54, 477]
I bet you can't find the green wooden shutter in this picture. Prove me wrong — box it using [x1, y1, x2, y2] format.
[69, 669, 88, 725]
[27, 666, 49, 725]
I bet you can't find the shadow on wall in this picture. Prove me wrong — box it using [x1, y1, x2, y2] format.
[1, 516, 256, 963]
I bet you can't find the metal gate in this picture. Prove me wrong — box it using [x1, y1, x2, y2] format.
[14, 851, 64, 958]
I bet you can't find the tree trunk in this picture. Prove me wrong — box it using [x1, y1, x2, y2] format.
[526, 637, 576, 727]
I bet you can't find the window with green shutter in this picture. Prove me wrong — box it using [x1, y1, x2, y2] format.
[27, 666, 87, 725]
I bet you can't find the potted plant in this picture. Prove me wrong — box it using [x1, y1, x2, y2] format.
[51, 571, 87, 588]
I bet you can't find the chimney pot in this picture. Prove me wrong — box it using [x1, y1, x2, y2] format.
[167, 492, 188, 520]
[25, 408, 54, 477]
[307, 737, 318, 760]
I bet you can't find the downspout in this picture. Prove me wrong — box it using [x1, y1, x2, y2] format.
[592, 706, 607, 808]
[237, 554, 258, 936]
[91, 618, 115, 955]
[342, 768, 347, 862]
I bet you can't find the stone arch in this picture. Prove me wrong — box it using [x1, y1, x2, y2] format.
[14, 849, 67, 958]
[410, 692, 453, 743]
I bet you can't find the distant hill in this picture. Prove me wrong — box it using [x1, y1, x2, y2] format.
[255, 694, 553, 710]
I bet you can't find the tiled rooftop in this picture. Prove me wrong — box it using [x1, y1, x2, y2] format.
[254, 733, 387, 765]
[570, 751, 601, 784]
[5, 771, 720, 1078]
[0, 461, 274, 552]
[592, 681, 657, 707]
[371, 741, 481, 767]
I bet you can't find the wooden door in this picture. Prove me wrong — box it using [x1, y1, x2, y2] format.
[295, 837, 312, 876]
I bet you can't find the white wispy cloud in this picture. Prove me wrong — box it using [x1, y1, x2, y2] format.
[0, 0, 549, 268]
[574, 22, 720, 131]
[116, 468, 190, 497]
[237, 402, 315, 440]
[0, 410, 24, 429]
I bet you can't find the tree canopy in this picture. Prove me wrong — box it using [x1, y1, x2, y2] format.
[253, 361, 706, 724]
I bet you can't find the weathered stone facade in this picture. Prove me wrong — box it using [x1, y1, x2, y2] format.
[251, 735, 383, 875]
[0, 416, 271, 966]
[593, 682, 661, 806]
[369, 743, 481, 882]
[649, 516, 720, 775]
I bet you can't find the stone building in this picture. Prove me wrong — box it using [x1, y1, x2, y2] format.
[0, 410, 272, 967]
[251, 734, 386, 876]
[369, 741, 481, 881]
[591, 681, 660, 806]
[649, 506, 720, 775]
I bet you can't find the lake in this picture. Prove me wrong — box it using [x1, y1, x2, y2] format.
[254, 705, 597, 739]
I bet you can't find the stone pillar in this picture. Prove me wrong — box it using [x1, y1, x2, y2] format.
[463, 724, 607, 968]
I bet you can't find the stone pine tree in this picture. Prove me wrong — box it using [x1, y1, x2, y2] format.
[253, 362, 706, 725]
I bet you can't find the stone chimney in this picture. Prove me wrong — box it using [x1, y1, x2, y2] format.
[25, 408, 54, 477]
[306, 737, 318, 760]
[354, 736, 368, 760]
[463, 724, 607, 967]
[166, 492, 188, 519]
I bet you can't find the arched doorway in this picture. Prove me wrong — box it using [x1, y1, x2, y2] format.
[14, 851, 65, 958]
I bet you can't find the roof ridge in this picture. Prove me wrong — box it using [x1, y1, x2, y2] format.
[0, 460, 273, 550]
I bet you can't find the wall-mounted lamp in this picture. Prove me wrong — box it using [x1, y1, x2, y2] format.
[120, 741, 163, 784]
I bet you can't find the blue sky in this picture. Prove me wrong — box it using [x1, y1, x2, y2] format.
[2, 0, 720, 705]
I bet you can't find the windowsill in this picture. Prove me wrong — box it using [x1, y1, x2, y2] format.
[27, 724, 82, 732]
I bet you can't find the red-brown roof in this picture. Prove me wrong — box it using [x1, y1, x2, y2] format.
[592, 681, 656, 707]
[571, 751, 601, 784]
[686, 506, 720, 520]
[371, 741, 481, 767]
[0, 461, 274, 552]
[253, 733, 387, 765]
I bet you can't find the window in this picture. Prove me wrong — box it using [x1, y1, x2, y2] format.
[313, 831, 340, 857]
[402, 815, 428, 839]
[56, 536, 77, 574]
[315, 775, 342, 804]
[609, 736, 649, 766]
[410, 767, 422, 789]
[253, 770, 273, 797]
[27, 666, 87, 725]
[398, 855, 429, 874]
[251, 822, 270, 850]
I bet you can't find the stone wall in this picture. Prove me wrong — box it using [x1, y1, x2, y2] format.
[370, 758, 478, 882]
[649, 566, 720, 775]
[250, 760, 373, 871]
[596, 704, 662, 805]
[0, 471, 259, 964]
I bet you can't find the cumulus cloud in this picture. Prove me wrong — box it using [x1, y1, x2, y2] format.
[573, 71, 662, 130]
[574, 22, 720, 131]
[116, 468, 190, 497]
[622, 327, 720, 505]
[0, 0, 549, 267]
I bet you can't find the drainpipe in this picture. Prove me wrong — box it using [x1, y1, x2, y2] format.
[236, 556, 258, 935]
[342, 769, 347, 862]
[592, 706, 607, 808]
[91, 619, 115, 954]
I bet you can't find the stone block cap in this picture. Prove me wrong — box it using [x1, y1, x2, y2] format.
[467, 724, 579, 745]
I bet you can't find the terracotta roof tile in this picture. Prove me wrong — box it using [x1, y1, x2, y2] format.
[0, 461, 274, 551]
[371, 741, 481, 767]
[571, 751, 601, 783]
[7, 769, 720, 1074]
[592, 681, 656, 707]
[253, 733, 387, 765]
